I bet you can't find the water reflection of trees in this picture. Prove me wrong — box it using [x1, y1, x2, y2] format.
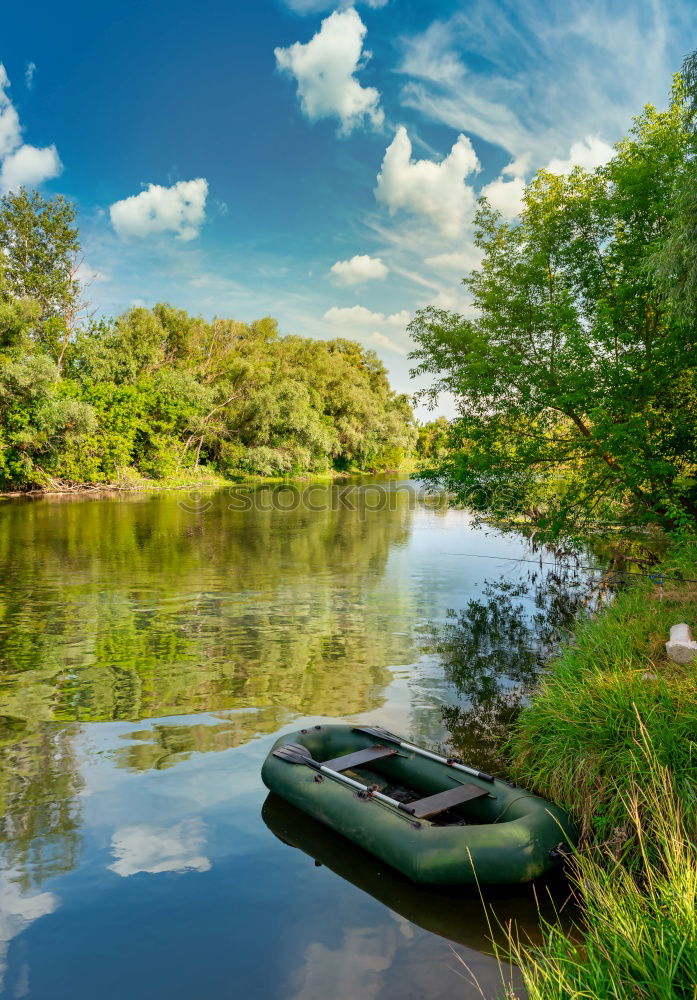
[0, 723, 83, 891]
[433, 564, 601, 775]
[114, 708, 287, 771]
[0, 487, 416, 727]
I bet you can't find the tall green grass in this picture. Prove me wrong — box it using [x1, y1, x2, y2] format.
[509, 542, 697, 842]
[503, 542, 697, 998]
[509, 740, 697, 999]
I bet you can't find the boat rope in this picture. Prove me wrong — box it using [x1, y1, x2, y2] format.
[492, 793, 537, 823]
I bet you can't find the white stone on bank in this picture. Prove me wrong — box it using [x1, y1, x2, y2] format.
[665, 623, 697, 664]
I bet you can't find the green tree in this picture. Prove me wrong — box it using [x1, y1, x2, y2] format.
[0, 269, 96, 489]
[0, 188, 82, 367]
[416, 417, 451, 461]
[410, 87, 697, 538]
[652, 51, 697, 322]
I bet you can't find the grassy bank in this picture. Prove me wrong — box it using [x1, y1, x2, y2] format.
[506, 541, 697, 998]
[0, 462, 416, 498]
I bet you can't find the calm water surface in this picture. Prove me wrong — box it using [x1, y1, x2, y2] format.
[0, 480, 587, 1000]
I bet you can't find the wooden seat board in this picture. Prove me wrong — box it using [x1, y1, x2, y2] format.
[405, 782, 489, 819]
[323, 745, 396, 772]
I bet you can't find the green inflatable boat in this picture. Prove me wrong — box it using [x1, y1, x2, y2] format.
[261, 724, 574, 885]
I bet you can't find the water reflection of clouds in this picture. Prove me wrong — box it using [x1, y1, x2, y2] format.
[0, 869, 58, 991]
[108, 818, 210, 877]
[288, 915, 517, 1000]
[289, 926, 396, 1000]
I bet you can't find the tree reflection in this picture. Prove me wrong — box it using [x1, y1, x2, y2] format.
[433, 564, 601, 775]
[0, 724, 83, 891]
[114, 708, 287, 771]
[0, 486, 414, 727]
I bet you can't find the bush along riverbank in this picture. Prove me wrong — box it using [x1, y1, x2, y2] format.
[0, 461, 417, 499]
[0, 190, 418, 493]
[505, 540, 697, 998]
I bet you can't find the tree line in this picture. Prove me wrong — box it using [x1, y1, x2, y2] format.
[0, 190, 417, 490]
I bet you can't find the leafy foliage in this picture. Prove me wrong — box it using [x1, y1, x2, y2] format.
[0, 268, 96, 488]
[652, 51, 697, 324]
[414, 416, 451, 462]
[0, 196, 416, 490]
[411, 86, 697, 539]
[0, 188, 83, 367]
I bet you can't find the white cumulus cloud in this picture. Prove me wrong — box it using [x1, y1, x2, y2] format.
[480, 174, 526, 219]
[324, 305, 409, 326]
[375, 127, 479, 237]
[283, 0, 387, 11]
[0, 68, 20, 157]
[477, 135, 613, 222]
[324, 305, 410, 357]
[330, 254, 388, 285]
[274, 9, 383, 133]
[0, 64, 62, 193]
[545, 136, 615, 175]
[365, 331, 406, 354]
[0, 144, 62, 195]
[385, 308, 412, 327]
[110, 178, 208, 242]
[502, 153, 532, 178]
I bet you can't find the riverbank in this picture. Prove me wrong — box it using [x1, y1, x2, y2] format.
[507, 540, 697, 996]
[0, 463, 416, 498]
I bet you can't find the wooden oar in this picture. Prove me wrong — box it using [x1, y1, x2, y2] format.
[354, 726, 495, 783]
[271, 743, 412, 814]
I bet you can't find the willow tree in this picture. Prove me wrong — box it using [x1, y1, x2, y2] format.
[410, 85, 697, 538]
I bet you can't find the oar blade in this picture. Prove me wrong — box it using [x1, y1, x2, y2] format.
[272, 743, 319, 768]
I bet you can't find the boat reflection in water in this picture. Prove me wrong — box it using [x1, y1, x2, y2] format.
[262, 793, 577, 955]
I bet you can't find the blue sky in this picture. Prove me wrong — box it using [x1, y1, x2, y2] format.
[1, 0, 693, 413]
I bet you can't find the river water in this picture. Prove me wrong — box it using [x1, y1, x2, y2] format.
[0, 479, 592, 1000]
